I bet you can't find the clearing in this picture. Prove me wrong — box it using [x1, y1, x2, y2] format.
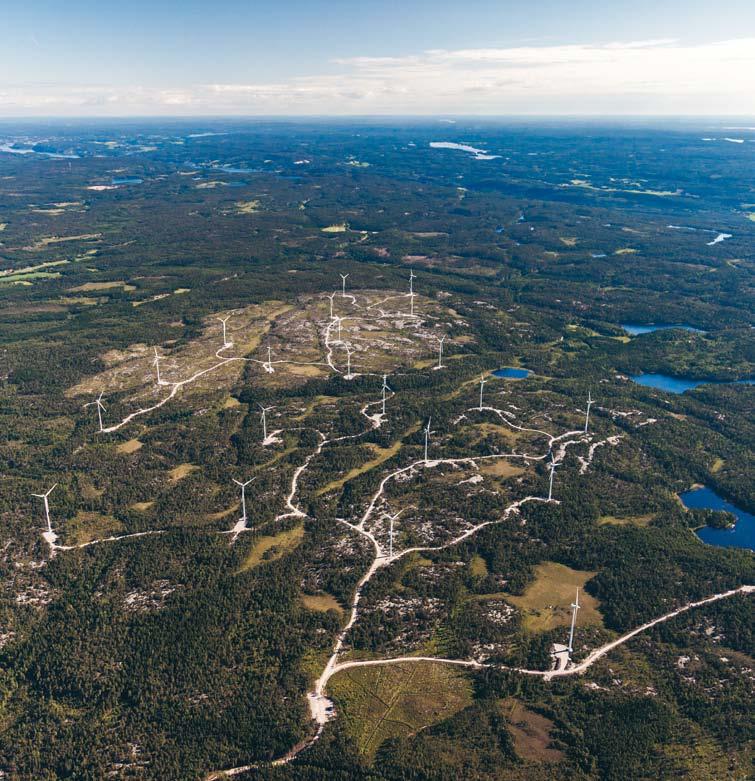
[117, 439, 143, 454]
[302, 593, 344, 614]
[69, 280, 136, 292]
[329, 660, 473, 759]
[238, 524, 305, 572]
[64, 511, 123, 546]
[598, 513, 655, 527]
[168, 463, 198, 482]
[507, 562, 603, 632]
[500, 698, 564, 763]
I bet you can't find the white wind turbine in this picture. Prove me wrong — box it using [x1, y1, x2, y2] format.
[153, 347, 163, 385]
[31, 484, 57, 535]
[84, 391, 107, 432]
[408, 291, 416, 316]
[339, 273, 349, 298]
[344, 346, 354, 379]
[423, 417, 434, 464]
[265, 342, 274, 373]
[436, 336, 445, 369]
[584, 390, 594, 433]
[388, 510, 403, 559]
[478, 374, 488, 411]
[381, 373, 391, 416]
[232, 477, 256, 528]
[409, 269, 416, 296]
[218, 315, 232, 348]
[547, 455, 560, 501]
[327, 291, 337, 319]
[567, 588, 581, 658]
[258, 403, 274, 442]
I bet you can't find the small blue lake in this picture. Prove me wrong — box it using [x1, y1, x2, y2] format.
[492, 367, 530, 379]
[112, 177, 143, 185]
[631, 374, 754, 394]
[622, 323, 705, 335]
[680, 486, 754, 550]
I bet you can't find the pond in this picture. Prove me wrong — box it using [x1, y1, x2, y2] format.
[680, 486, 754, 550]
[631, 374, 754, 394]
[492, 367, 530, 379]
[622, 323, 705, 335]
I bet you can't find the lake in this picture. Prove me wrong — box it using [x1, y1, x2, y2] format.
[492, 367, 530, 379]
[622, 323, 704, 335]
[0, 144, 79, 159]
[631, 374, 754, 394]
[680, 486, 754, 550]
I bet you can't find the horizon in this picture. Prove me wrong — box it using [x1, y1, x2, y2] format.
[3, 1, 755, 117]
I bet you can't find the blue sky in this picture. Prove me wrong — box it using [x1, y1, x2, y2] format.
[2, 1, 755, 115]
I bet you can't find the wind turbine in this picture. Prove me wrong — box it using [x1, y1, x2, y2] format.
[388, 510, 402, 558]
[479, 374, 488, 411]
[218, 315, 231, 348]
[258, 403, 274, 442]
[408, 291, 416, 316]
[344, 346, 354, 379]
[409, 269, 416, 296]
[423, 417, 433, 464]
[153, 347, 163, 385]
[584, 390, 594, 433]
[567, 588, 581, 657]
[436, 336, 445, 369]
[335, 316, 343, 343]
[31, 484, 57, 534]
[84, 391, 107, 432]
[381, 373, 391, 416]
[232, 477, 255, 526]
[327, 291, 337, 319]
[547, 455, 560, 501]
[339, 273, 349, 298]
[266, 343, 273, 372]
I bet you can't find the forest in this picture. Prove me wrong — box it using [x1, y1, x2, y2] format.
[0, 120, 752, 779]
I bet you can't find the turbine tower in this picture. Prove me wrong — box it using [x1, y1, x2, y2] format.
[381, 373, 391, 416]
[31, 484, 57, 534]
[218, 315, 231, 348]
[153, 347, 163, 385]
[567, 588, 581, 656]
[84, 391, 107, 432]
[423, 417, 433, 464]
[258, 403, 273, 442]
[232, 477, 255, 526]
[547, 456, 560, 501]
[327, 291, 337, 319]
[339, 273, 349, 298]
[584, 390, 594, 433]
[437, 336, 445, 369]
[388, 511, 402, 558]
[266, 343, 273, 372]
[344, 346, 354, 379]
[478, 374, 487, 411]
[409, 291, 416, 316]
[409, 269, 416, 296]
[335, 316, 343, 343]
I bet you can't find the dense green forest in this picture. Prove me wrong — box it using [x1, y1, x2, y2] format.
[0, 120, 752, 779]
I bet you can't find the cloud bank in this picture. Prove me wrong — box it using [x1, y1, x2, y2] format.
[2, 38, 754, 116]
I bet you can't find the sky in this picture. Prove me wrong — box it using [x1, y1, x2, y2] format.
[2, 0, 755, 116]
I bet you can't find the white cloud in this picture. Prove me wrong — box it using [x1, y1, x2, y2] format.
[1, 38, 754, 115]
